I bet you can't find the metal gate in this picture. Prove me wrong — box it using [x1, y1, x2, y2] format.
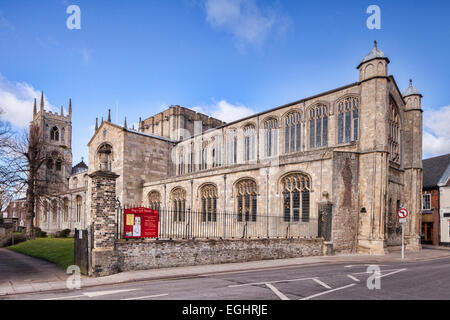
[74, 228, 89, 275]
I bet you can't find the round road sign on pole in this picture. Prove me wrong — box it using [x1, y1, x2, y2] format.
[397, 208, 408, 219]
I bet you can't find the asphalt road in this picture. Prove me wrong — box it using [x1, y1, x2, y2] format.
[2, 256, 450, 300]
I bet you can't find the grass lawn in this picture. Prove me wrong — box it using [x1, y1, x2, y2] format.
[8, 237, 74, 270]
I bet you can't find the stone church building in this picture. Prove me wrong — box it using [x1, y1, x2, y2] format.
[34, 42, 423, 255]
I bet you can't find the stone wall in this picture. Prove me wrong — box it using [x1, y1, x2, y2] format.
[116, 238, 324, 272]
[331, 151, 359, 253]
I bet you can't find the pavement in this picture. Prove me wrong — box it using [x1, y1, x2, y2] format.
[1, 244, 450, 297]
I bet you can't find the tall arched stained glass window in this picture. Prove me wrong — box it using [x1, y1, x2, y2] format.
[264, 118, 278, 157]
[148, 191, 161, 211]
[337, 96, 359, 144]
[309, 104, 328, 149]
[243, 125, 256, 161]
[284, 112, 302, 153]
[389, 99, 400, 163]
[281, 173, 311, 222]
[200, 184, 217, 222]
[235, 179, 258, 222]
[171, 187, 186, 222]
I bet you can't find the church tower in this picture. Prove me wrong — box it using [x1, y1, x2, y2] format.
[32, 92, 73, 193]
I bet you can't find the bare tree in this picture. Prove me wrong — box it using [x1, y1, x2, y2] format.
[3, 120, 67, 239]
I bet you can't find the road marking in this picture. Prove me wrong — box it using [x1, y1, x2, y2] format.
[345, 264, 390, 268]
[43, 295, 84, 300]
[351, 268, 405, 275]
[300, 284, 356, 300]
[265, 283, 290, 300]
[346, 275, 360, 282]
[377, 268, 406, 279]
[42, 289, 137, 300]
[228, 277, 315, 288]
[312, 278, 332, 289]
[121, 293, 168, 300]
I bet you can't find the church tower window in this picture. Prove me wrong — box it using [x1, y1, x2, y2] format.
[50, 126, 59, 141]
[389, 99, 401, 163]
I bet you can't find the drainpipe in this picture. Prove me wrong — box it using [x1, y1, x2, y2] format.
[266, 168, 269, 238]
[223, 174, 227, 238]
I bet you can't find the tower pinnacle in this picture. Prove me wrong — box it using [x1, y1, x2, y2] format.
[40, 91, 44, 112]
[33, 98, 37, 116]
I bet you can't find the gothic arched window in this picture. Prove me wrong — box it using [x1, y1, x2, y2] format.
[200, 184, 217, 222]
[178, 148, 185, 175]
[337, 96, 359, 144]
[63, 198, 69, 223]
[243, 125, 256, 161]
[76, 196, 82, 223]
[235, 179, 258, 222]
[284, 112, 302, 154]
[226, 129, 237, 165]
[171, 187, 186, 222]
[148, 191, 161, 211]
[97, 143, 113, 171]
[281, 173, 311, 222]
[264, 118, 278, 157]
[55, 159, 62, 171]
[309, 104, 328, 148]
[61, 127, 65, 142]
[389, 99, 401, 163]
[50, 126, 59, 141]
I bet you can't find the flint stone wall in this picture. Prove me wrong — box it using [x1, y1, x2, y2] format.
[115, 238, 323, 272]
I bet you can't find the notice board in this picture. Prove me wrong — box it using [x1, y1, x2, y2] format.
[123, 207, 159, 238]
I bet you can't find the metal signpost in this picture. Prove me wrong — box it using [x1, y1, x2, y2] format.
[397, 207, 408, 259]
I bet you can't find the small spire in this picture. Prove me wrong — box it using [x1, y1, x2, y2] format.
[139, 117, 142, 131]
[33, 98, 37, 116]
[132, 124, 135, 130]
[81, 156, 84, 162]
[60, 105, 64, 116]
[374, 40, 377, 49]
[40, 91, 44, 111]
[101, 116, 104, 124]
[409, 79, 413, 87]
[124, 117, 127, 129]
[95, 117, 98, 131]
[107, 109, 111, 122]
[69, 99, 72, 115]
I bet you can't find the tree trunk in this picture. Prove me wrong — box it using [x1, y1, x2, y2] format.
[25, 181, 35, 239]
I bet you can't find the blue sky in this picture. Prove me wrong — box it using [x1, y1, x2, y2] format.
[0, 0, 449, 163]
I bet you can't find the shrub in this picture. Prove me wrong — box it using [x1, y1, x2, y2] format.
[34, 227, 47, 238]
[55, 229, 71, 238]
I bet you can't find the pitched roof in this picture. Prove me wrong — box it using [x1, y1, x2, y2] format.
[72, 159, 88, 174]
[423, 153, 450, 188]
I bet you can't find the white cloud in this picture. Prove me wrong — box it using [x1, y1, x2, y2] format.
[193, 99, 255, 123]
[423, 105, 450, 157]
[0, 74, 55, 128]
[204, 0, 285, 47]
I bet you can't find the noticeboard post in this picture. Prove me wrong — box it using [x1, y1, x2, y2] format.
[397, 207, 409, 259]
[124, 207, 159, 238]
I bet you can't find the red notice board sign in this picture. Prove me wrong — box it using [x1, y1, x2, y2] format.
[123, 207, 159, 238]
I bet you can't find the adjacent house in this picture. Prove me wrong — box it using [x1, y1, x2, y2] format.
[422, 153, 450, 246]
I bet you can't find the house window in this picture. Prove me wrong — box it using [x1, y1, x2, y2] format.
[200, 184, 217, 222]
[264, 118, 278, 157]
[281, 173, 311, 222]
[309, 104, 328, 148]
[235, 179, 258, 222]
[50, 126, 59, 141]
[148, 191, 161, 211]
[422, 194, 431, 210]
[171, 187, 186, 222]
[284, 112, 302, 153]
[338, 96, 359, 144]
[389, 99, 401, 163]
[243, 125, 256, 161]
